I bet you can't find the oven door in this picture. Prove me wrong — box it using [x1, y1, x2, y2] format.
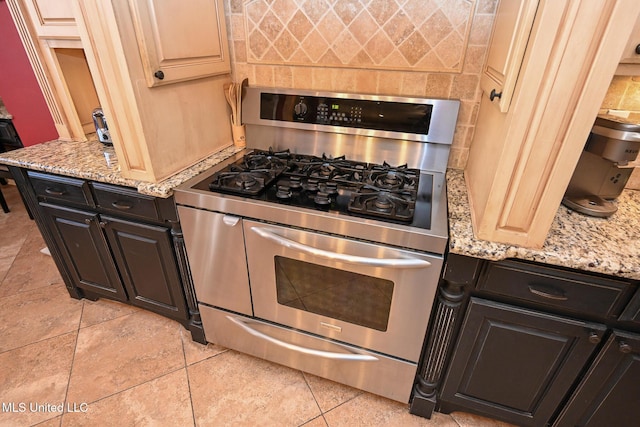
[243, 220, 442, 362]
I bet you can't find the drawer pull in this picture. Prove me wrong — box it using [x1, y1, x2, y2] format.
[45, 187, 66, 196]
[619, 342, 632, 354]
[528, 284, 568, 301]
[111, 201, 133, 210]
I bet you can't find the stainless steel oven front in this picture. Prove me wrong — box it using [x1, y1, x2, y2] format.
[244, 219, 442, 362]
[177, 205, 443, 403]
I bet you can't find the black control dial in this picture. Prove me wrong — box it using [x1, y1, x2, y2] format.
[294, 101, 308, 119]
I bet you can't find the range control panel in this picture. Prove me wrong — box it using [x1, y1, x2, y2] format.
[259, 92, 433, 135]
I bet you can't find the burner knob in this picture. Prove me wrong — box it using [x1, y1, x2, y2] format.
[314, 191, 331, 205]
[323, 182, 338, 195]
[294, 101, 308, 119]
[289, 176, 302, 189]
[276, 185, 292, 200]
[305, 178, 319, 192]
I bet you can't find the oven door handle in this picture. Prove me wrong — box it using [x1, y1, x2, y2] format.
[251, 226, 431, 268]
[226, 315, 378, 362]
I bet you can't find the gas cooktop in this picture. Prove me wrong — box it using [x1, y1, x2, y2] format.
[199, 148, 431, 226]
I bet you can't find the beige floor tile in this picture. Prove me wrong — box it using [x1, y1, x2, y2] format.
[189, 350, 321, 426]
[66, 310, 185, 404]
[302, 372, 363, 413]
[33, 416, 63, 426]
[0, 282, 83, 352]
[0, 227, 63, 298]
[449, 411, 517, 426]
[302, 415, 329, 426]
[61, 369, 193, 427]
[0, 186, 33, 284]
[0, 332, 76, 426]
[79, 297, 140, 329]
[0, 253, 17, 286]
[323, 393, 458, 427]
[179, 328, 228, 366]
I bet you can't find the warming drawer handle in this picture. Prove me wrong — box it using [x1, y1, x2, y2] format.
[251, 226, 431, 268]
[226, 316, 378, 362]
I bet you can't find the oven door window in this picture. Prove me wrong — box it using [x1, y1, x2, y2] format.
[274, 256, 393, 331]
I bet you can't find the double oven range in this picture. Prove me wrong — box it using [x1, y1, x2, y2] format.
[174, 87, 459, 403]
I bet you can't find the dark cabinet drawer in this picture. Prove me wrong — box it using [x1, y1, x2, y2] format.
[619, 287, 640, 327]
[478, 260, 633, 319]
[28, 171, 94, 207]
[91, 182, 161, 221]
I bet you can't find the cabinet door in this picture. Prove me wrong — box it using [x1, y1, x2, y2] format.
[440, 298, 605, 427]
[619, 13, 640, 64]
[19, 0, 78, 38]
[480, 0, 538, 112]
[40, 203, 127, 301]
[128, 0, 230, 87]
[102, 215, 188, 321]
[555, 330, 640, 427]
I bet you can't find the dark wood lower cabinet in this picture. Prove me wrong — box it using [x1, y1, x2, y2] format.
[9, 167, 205, 343]
[41, 203, 128, 302]
[39, 203, 188, 322]
[413, 255, 639, 426]
[438, 298, 605, 426]
[554, 330, 640, 427]
[102, 215, 187, 320]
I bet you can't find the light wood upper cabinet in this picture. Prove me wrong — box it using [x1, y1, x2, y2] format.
[615, 13, 640, 75]
[466, 0, 640, 248]
[21, 0, 78, 38]
[9, 0, 233, 182]
[6, 0, 96, 141]
[128, 0, 230, 87]
[480, 0, 538, 113]
[74, 0, 232, 182]
[619, 13, 640, 63]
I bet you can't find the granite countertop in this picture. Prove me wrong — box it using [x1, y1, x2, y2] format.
[0, 139, 244, 198]
[447, 169, 640, 280]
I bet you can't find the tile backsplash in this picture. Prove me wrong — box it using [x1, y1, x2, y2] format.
[225, 0, 497, 168]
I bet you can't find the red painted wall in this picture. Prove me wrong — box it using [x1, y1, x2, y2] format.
[0, 0, 58, 146]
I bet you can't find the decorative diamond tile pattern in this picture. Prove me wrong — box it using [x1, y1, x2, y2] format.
[244, 0, 475, 72]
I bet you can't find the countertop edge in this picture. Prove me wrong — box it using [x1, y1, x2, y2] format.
[446, 169, 640, 281]
[0, 140, 244, 198]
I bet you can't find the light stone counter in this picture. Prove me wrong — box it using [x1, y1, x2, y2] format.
[0, 139, 244, 198]
[447, 169, 640, 280]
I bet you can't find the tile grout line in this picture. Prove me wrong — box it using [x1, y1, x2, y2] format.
[299, 371, 327, 426]
[180, 330, 198, 427]
[59, 299, 85, 426]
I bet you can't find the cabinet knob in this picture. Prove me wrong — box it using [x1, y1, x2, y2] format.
[490, 89, 503, 101]
[619, 341, 633, 354]
[99, 221, 108, 228]
[588, 332, 601, 344]
[84, 218, 92, 225]
[154, 70, 165, 80]
[635, 44, 640, 55]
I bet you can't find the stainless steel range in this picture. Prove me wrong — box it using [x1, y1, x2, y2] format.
[174, 87, 459, 403]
